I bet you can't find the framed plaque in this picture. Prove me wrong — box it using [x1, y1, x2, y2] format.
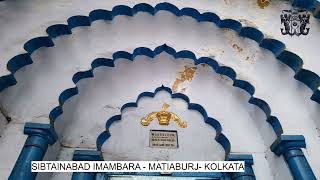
[149, 130, 178, 149]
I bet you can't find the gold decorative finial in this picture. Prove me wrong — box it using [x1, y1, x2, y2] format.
[141, 103, 187, 128]
[161, 103, 170, 111]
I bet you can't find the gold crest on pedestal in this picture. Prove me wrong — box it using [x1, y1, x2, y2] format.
[140, 103, 187, 128]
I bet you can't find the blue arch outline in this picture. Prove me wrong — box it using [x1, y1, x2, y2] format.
[49, 44, 283, 140]
[291, 0, 320, 16]
[96, 85, 231, 160]
[1, 0, 319, 17]
[1, 3, 320, 105]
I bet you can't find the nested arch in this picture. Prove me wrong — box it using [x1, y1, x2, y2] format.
[49, 44, 283, 141]
[42, 44, 288, 178]
[1, 2, 319, 105]
[6, 38, 293, 180]
[96, 85, 231, 160]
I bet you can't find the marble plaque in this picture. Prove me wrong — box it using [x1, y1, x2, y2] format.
[149, 130, 178, 149]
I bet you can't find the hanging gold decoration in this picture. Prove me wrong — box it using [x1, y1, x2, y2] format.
[141, 103, 187, 128]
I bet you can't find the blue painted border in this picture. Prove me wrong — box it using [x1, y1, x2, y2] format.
[291, 0, 320, 15]
[96, 85, 231, 160]
[1, 3, 320, 105]
[48, 44, 283, 140]
[1, 0, 319, 16]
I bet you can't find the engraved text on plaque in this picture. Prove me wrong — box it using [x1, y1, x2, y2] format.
[149, 130, 178, 149]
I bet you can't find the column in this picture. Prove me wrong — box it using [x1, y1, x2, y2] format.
[227, 154, 255, 180]
[72, 150, 103, 180]
[9, 122, 57, 180]
[270, 135, 316, 180]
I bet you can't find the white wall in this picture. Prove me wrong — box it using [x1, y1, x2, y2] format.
[0, 0, 319, 179]
[0, 110, 7, 134]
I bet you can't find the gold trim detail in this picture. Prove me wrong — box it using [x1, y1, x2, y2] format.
[141, 103, 187, 128]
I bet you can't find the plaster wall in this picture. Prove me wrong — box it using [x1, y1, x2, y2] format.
[1, 12, 319, 138]
[52, 53, 288, 179]
[0, 0, 319, 75]
[0, 123, 26, 178]
[0, 13, 319, 177]
[0, 110, 7, 134]
[0, 0, 319, 179]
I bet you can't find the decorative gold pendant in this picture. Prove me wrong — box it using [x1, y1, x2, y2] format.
[141, 103, 187, 128]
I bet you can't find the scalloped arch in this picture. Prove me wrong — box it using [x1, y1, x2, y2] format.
[49, 44, 283, 144]
[1, 3, 320, 106]
[96, 85, 231, 159]
[1, 0, 319, 16]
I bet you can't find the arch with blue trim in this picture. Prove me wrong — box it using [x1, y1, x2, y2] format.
[49, 44, 283, 141]
[1, 2, 319, 106]
[9, 60, 316, 179]
[91, 85, 254, 179]
[96, 85, 231, 158]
